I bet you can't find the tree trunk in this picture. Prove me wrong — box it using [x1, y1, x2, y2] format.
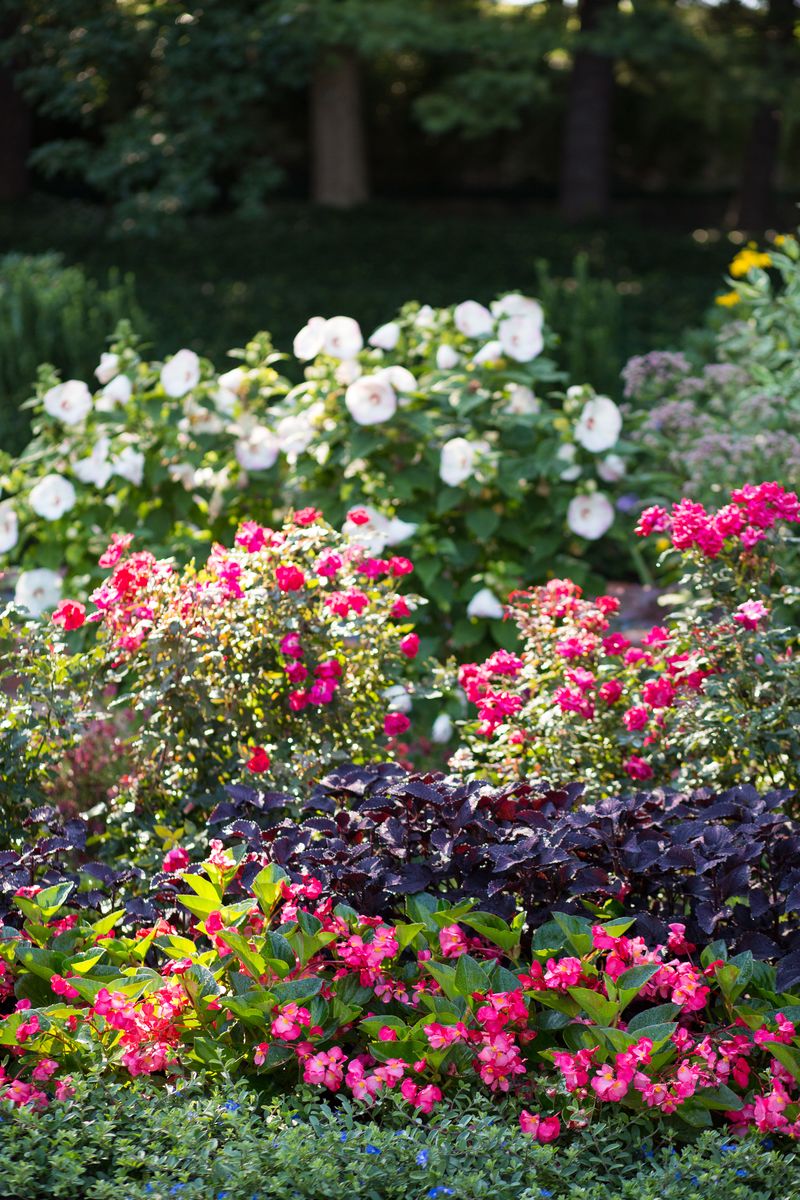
[559, 0, 615, 222]
[0, 62, 31, 201]
[737, 102, 781, 231]
[310, 47, 369, 207]
[735, 0, 797, 231]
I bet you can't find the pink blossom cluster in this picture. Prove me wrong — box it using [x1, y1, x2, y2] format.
[636, 481, 800, 557]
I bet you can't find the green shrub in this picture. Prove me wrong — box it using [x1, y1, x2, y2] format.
[0, 253, 144, 455]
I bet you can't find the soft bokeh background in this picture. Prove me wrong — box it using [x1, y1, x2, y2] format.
[0, 0, 798, 450]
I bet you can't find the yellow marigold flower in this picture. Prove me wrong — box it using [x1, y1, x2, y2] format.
[729, 247, 772, 277]
[715, 290, 740, 307]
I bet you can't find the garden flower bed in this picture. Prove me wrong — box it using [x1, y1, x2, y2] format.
[1, 235, 800, 1196]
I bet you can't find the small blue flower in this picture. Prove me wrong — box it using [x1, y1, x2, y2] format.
[540, 1191, 554, 1198]
[736, 1170, 747, 1178]
[416, 1149, 429, 1167]
[691, 1177, 699, 1186]
[223, 1100, 240, 1113]
[428, 1190, 454, 1199]
[762, 1137, 774, 1150]
[340, 1132, 348, 1143]
[365, 1144, 381, 1155]
[720, 1142, 736, 1153]
[643, 1149, 654, 1160]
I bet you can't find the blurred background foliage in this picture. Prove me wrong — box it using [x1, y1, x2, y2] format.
[0, 0, 797, 444]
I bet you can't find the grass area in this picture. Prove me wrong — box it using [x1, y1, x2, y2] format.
[0, 195, 732, 370]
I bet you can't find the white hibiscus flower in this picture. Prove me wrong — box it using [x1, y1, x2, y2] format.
[276, 414, 314, 457]
[112, 446, 145, 487]
[0, 501, 18, 554]
[94, 352, 121, 385]
[498, 315, 543, 363]
[14, 568, 62, 616]
[491, 294, 544, 327]
[73, 437, 112, 488]
[471, 339, 503, 366]
[369, 321, 400, 351]
[235, 425, 280, 472]
[345, 375, 397, 426]
[95, 374, 132, 412]
[378, 365, 416, 393]
[414, 305, 436, 329]
[466, 587, 505, 620]
[293, 316, 327, 361]
[454, 300, 494, 338]
[29, 474, 76, 520]
[323, 316, 363, 360]
[335, 359, 363, 386]
[574, 394, 622, 453]
[43, 380, 92, 426]
[597, 453, 627, 483]
[505, 384, 540, 416]
[215, 367, 247, 414]
[431, 713, 453, 743]
[161, 349, 200, 398]
[436, 344, 459, 370]
[557, 443, 582, 482]
[440, 437, 479, 487]
[567, 492, 615, 540]
[385, 516, 418, 545]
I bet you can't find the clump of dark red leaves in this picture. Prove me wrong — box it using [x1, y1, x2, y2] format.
[206, 764, 800, 990]
[0, 806, 145, 928]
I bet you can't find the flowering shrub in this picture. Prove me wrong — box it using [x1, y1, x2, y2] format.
[455, 483, 800, 799]
[0, 297, 632, 658]
[625, 233, 800, 513]
[0, 326, 288, 605]
[280, 299, 630, 652]
[195, 765, 800, 989]
[2, 856, 800, 1142]
[46, 511, 420, 806]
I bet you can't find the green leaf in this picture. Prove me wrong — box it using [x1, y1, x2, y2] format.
[272, 976, 323, 1005]
[626, 1003, 679, 1033]
[454, 954, 491, 997]
[567, 986, 619, 1027]
[616, 964, 661, 1007]
[251, 865, 288, 915]
[764, 1041, 800, 1082]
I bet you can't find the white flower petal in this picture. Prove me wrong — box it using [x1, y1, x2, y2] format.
[43, 380, 92, 426]
[293, 316, 327, 361]
[14, 568, 62, 616]
[574, 395, 623, 453]
[161, 349, 200, 398]
[567, 492, 615, 540]
[345, 375, 397, 426]
[466, 587, 504, 620]
[369, 321, 400, 351]
[454, 301, 493, 338]
[29, 474, 76, 520]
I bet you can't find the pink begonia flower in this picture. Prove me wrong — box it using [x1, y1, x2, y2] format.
[276, 565, 305, 592]
[519, 1111, 561, 1143]
[439, 924, 468, 959]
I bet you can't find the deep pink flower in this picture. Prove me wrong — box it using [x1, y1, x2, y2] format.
[624, 755, 654, 780]
[400, 633, 420, 659]
[383, 712, 410, 736]
[246, 746, 271, 773]
[733, 599, 768, 630]
[276, 565, 305, 592]
[52, 600, 86, 631]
